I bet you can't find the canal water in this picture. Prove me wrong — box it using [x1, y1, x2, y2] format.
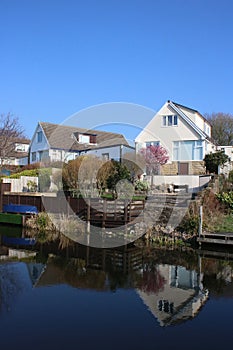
[0, 226, 233, 350]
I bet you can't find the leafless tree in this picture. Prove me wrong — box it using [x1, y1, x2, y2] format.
[205, 112, 233, 146]
[0, 113, 25, 166]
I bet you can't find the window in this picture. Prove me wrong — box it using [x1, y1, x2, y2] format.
[162, 116, 166, 126]
[173, 140, 203, 161]
[38, 150, 49, 161]
[15, 143, 27, 152]
[79, 134, 90, 143]
[204, 123, 210, 136]
[162, 115, 178, 127]
[32, 152, 36, 162]
[37, 131, 42, 143]
[102, 153, 109, 161]
[158, 300, 174, 314]
[146, 141, 160, 148]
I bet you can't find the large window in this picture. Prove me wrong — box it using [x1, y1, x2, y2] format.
[162, 115, 178, 127]
[173, 140, 203, 161]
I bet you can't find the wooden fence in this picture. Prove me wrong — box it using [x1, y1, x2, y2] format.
[1, 189, 145, 227]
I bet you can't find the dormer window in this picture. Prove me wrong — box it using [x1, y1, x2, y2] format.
[15, 143, 27, 152]
[79, 134, 90, 143]
[162, 115, 178, 127]
[76, 133, 97, 144]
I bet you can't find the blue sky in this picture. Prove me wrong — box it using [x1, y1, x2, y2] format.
[1, 0, 233, 140]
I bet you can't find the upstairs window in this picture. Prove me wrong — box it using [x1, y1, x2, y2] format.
[15, 143, 27, 152]
[162, 115, 178, 127]
[204, 123, 210, 136]
[37, 131, 42, 143]
[79, 134, 90, 143]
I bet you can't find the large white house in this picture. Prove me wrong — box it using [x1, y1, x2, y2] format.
[137, 263, 208, 327]
[135, 100, 215, 175]
[29, 122, 134, 164]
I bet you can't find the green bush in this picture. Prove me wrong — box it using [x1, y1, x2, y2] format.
[216, 191, 233, 211]
[134, 180, 148, 192]
[177, 215, 200, 235]
[8, 169, 39, 178]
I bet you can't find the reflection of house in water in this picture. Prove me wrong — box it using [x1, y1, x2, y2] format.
[0, 260, 46, 313]
[26, 263, 46, 286]
[137, 264, 209, 327]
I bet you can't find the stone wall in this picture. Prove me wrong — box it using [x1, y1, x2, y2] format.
[189, 161, 205, 175]
[161, 163, 178, 175]
[161, 161, 205, 175]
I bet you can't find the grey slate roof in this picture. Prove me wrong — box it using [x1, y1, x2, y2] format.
[40, 122, 129, 151]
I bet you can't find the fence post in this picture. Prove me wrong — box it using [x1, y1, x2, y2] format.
[102, 198, 107, 228]
[199, 205, 203, 238]
[87, 198, 91, 233]
[124, 199, 128, 225]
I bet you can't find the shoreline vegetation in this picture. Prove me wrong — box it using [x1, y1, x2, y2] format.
[24, 188, 233, 250]
[1, 164, 233, 248]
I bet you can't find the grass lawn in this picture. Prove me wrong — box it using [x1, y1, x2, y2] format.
[215, 214, 233, 232]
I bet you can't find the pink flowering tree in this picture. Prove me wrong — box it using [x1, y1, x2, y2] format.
[139, 145, 169, 175]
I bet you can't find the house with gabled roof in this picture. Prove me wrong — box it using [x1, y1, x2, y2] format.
[135, 100, 216, 175]
[137, 264, 208, 327]
[0, 137, 30, 166]
[29, 122, 134, 164]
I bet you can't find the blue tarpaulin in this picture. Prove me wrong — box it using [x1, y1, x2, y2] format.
[3, 204, 38, 214]
[2, 236, 36, 246]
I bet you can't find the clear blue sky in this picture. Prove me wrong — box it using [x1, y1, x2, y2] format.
[1, 0, 233, 140]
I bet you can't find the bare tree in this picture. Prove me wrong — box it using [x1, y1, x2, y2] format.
[0, 113, 25, 166]
[205, 112, 233, 146]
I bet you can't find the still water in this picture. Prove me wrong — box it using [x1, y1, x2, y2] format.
[0, 231, 233, 350]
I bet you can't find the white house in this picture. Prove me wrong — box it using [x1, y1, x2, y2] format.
[135, 100, 215, 175]
[0, 137, 30, 166]
[137, 264, 208, 327]
[29, 122, 134, 164]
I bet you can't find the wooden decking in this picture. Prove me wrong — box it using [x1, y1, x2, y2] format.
[78, 199, 145, 228]
[197, 232, 233, 246]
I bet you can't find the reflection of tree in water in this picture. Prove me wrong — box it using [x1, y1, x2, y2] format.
[138, 262, 166, 295]
[0, 263, 24, 313]
[202, 258, 233, 294]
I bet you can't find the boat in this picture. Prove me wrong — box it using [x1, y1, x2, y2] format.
[2, 236, 36, 246]
[3, 204, 38, 214]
